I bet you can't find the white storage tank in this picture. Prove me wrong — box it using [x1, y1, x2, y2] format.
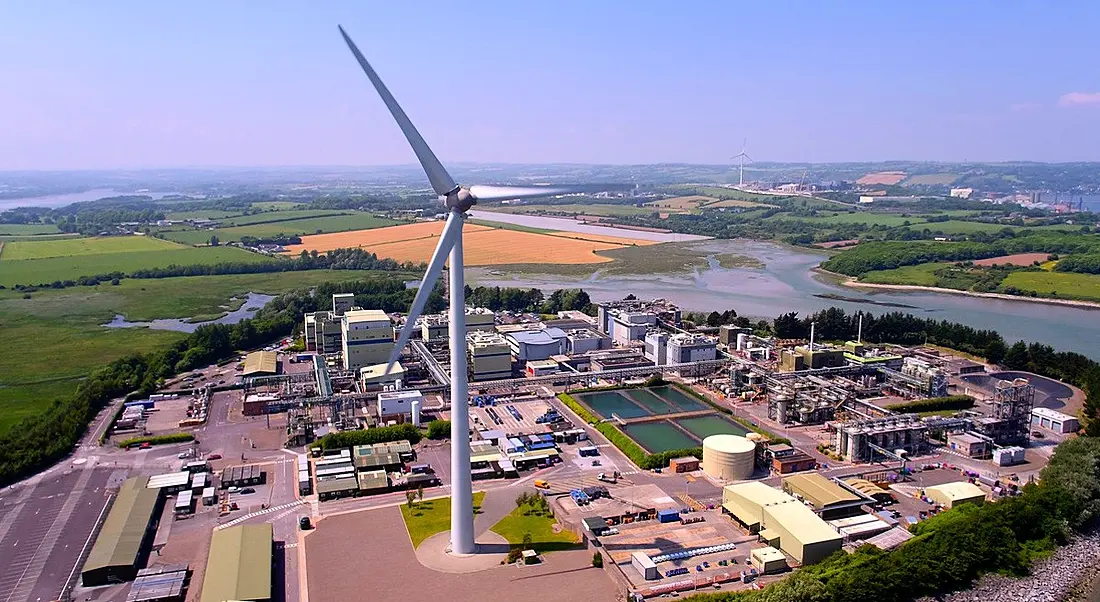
[411, 399, 422, 427]
[702, 434, 756, 481]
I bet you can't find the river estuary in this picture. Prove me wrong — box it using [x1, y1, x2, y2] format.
[468, 212, 1100, 359]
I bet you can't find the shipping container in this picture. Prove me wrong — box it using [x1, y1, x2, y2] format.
[657, 509, 680, 523]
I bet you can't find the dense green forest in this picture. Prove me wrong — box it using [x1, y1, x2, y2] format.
[463, 285, 593, 314]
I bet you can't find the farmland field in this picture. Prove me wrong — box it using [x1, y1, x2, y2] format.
[972, 253, 1051, 267]
[165, 209, 243, 221]
[285, 221, 653, 266]
[0, 235, 184, 260]
[1001, 272, 1100, 303]
[705, 198, 777, 208]
[923, 220, 1016, 234]
[0, 223, 61, 235]
[0, 246, 272, 286]
[0, 269, 405, 434]
[646, 195, 714, 210]
[903, 173, 959, 186]
[859, 263, 949, 286]
[856, 171, 907, 185]
[488, 203, 654, 217]
[771, 212, 925, 227]
[218, 209, 344, 226]
[161, 214, 400, 245]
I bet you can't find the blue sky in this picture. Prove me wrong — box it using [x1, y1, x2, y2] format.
[1, 1, 1098, 169]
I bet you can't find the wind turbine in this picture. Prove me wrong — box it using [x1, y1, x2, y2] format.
[338, 25, 625, 555]
[730, 139, 753, 187]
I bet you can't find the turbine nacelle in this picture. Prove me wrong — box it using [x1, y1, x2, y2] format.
[444, 187, 477, 213]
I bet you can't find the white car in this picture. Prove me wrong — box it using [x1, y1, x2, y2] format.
[227, 486, 240, 493]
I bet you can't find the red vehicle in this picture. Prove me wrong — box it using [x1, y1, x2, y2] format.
[207, 453, 222, 460]
[139, 442, 152, 449]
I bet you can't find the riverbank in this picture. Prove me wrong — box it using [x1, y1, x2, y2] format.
[919, 531, 1100, 602]
[816, 268, 1100, 311]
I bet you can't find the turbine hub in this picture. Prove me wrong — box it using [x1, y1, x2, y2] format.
[444, 186, 477, 213]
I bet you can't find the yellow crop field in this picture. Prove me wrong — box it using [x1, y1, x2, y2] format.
[285, 221, 645, 265]
[646, 195, 715, 210]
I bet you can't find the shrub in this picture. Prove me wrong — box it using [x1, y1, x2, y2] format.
[592, 551, 603, 568]
[312, 423, 422, 450]
[426, 420, 451, 440]
[118, 433, 194, 448]
[886, 395, 975, 414]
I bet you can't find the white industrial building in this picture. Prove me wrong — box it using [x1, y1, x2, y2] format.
[360, 362, 404, 391]
[645, 331, 717, 366]
[418, 307, 495, 340]
[378, 389, 423, 425]
[1031, 407, 1079, 434]
[506, 328, 567, 362]
[564, 328, 611, 354]
[341, 309, 394, 372]
[644, 331, 669, 366]
[468, 331, 512, 381]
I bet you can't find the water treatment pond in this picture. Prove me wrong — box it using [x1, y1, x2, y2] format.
[573, 386, 707, 419]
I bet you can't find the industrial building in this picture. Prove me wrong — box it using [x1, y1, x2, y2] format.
[332, 293, 355, 316]
[781, 473, 865, 519]
[900, 357, 949, 397]
[701, 434, 755, 481]
[146, 472, 191, 494]
[643, 331, 669, 365]
[341, 309, 394, 372]
[668, 456, 700, 473]
[199, 524, 272, 602]
[947, 432, 991, 458]
[667, 333, 718, 364]
[377, 389, 423, 423]
[242, 351, 279, 376]
[762, 443, 817, 475]
[506, 328, 567, 362]
[993, 446, 1026, 466]
[418, 307, 495, 340]
[721, 482, 843, 565]
[596, 301, 665, 345]
[842, 478, 893, 504]
[359, 362, 405, 391]
[779, 346, 846, 372]
[220, 464, 266, 489]
[82, 476, 163, 586]
[564, 328, 611, 354]
[1032, 407, 1079, 434]
[750, 546, 788, 574]
[304, 293, 357, 352]
[590, 350, 652, 372]
[525, 359, 560, 377]
[718, 325, 753, 347]
[833, 415, 930, 462]
[925, 482, 985, 509]
[972, 378, 1034, 445]
[467, 331, 512, 380]
[126, 566, 189, 602]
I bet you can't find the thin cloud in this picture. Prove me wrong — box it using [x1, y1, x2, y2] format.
[1010, 102, 1042, 112]
[1059, 92, 1100, 107]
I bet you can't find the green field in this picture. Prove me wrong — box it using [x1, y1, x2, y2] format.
[165, 210, 243, 221]
[218, 209, 344, 227]
[0, 224, 61, 235]
[1001, 271, 1100, 303]
[860, 263, 952, 286]
[161, 214, 400, 245]
[489, 203, 654, 217]
[0, 269, 402, 434]
[923, 220, 1017, 235]
[400, 492, 486, 548]
[250, 201, 303, 211]
[0, 246, 272, 286]
[800, 212, 928, 227]
[0, 235, 184, 260]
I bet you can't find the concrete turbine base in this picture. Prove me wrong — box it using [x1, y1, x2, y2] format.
[414, 530, 511, 573]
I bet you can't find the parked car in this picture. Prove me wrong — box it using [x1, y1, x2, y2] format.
[239, 487, 256, 494]
[207, 453, 222, 460]
[140, 442, 152, 449]
[227, 486, 240, 493]
[299, 516, 312, 530]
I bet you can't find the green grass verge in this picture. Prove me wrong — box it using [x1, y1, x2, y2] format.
[490, 503, 580, 553]
[401, 492, 486, 548]
[860, 263, 951, 286]
[0, 246, 274, 287]
[118, 433, 194, 448]
[0, 235, 184, 260]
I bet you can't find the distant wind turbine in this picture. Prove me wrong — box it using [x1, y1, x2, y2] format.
[338, 25, 628, 555]
[730, 139, 753, 187]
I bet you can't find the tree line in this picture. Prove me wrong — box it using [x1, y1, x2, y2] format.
[463, 285, 593, 315]
[0, 275, 442, 486]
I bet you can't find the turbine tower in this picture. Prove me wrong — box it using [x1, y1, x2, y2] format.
[730, 139, 753, 187]
[338, 26, 625, 555]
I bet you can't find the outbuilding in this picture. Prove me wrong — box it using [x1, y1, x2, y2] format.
[200, 524, 272, 602]
[631, 552, 659, 580]
[81, 476, 163, 586]
[1031, 407, 1080, 434]
[782, 473, 864, 519]
[750, 546, 788, 574]
[925, 482, 986, 509]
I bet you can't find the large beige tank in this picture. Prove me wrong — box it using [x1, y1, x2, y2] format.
[702, 434, 756, 481]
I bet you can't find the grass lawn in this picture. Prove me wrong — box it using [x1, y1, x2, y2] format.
[490, 503, 581, 553]
[1, 235, 184, 260]
[0, 246, 273, 286]
[1001, 271, 1100, 303]
[161, 214, 400, 245]
[860, 263, 951, 286]
[800, 212, 928, 227]
[400, 492, 486, 548]
[165, 210, 243, 221]
[0, 224, 61, 235]
[924, 220, 1017, 235]
[218, 209, 344, 227]
[0, 269, 406, 434]
[250, 201, 303, 211]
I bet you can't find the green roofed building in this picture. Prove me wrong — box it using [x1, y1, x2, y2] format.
[200, 523, 273, 602]
[81, 475, 163, 586]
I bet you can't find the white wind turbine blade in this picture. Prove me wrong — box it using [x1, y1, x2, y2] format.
[468, 183, 632, 202]
[386, 213, 464, 374]
[338, 25, 457, 196]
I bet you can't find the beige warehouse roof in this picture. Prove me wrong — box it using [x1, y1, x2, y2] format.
[722, 481, 794, 526]
[242, 351, 278, 376]
[926, 481, 985, 502]
[83, 476, 160, 574]
[764, 501, 844, 547]
[843, 478, 889, 498]
[783, 473, 861, 509]
[200, 524, 272, 602]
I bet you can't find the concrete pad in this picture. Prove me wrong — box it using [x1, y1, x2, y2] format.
[415, 530, 510, 573]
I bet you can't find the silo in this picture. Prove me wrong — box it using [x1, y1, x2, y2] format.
[411, 399, 421, 427]
[702, 434, 756, 481]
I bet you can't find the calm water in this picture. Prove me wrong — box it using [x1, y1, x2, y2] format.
[574, 390, 649, 419]
[622, 421, 700, 453]
[0, 189, 186, 211]
[467, 210, 709, 243]
[104, 292, 275, 333]
[470, 237, 1100, 359]
[676, 415, 751, 440]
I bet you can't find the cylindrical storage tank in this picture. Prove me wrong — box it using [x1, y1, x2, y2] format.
[701, 434, 756, 481]
[411, 399, 421, 427]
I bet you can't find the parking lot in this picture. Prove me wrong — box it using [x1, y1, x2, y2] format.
[467, 396, 557, 436]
